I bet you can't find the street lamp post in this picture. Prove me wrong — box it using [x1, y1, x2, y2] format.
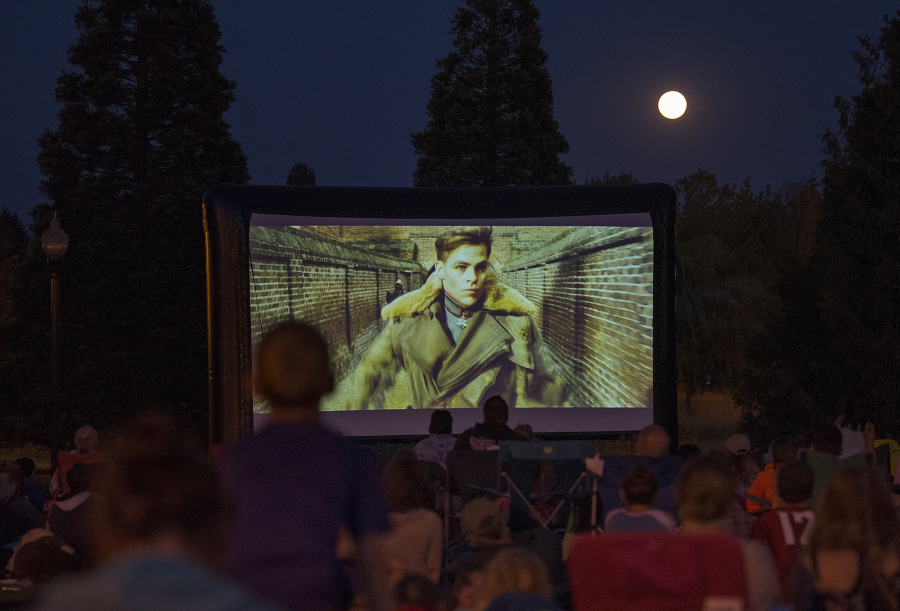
[41, 213, 68, 478]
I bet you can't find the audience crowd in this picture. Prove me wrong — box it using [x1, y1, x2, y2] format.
[1, 321, 899, 611]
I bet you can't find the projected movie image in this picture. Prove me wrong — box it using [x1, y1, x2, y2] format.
[249, 220, 654, 413]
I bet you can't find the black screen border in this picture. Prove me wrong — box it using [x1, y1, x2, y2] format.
[202, 184, 677, 444]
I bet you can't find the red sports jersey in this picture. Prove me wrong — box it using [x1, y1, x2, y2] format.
[751, 504, 815, 600]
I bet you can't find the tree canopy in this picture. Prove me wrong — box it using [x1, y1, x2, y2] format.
[286, 162, 316, 186]
[11, 0, 251, 441]
[411, 0, 572, 186]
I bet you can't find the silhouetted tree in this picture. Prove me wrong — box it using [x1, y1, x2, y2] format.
[584, 170, 639, 185]
[286, 162, 316, 186]
[411, 0, 571, 186]
[27, 0, 250, 438]
[817, 11, 900, 432]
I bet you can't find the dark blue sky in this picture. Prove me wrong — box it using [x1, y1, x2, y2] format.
[2, 1, 896, 222]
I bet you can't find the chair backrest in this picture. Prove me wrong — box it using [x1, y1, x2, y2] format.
[568, 532, 748, 611]
[446, 450, 501, 503]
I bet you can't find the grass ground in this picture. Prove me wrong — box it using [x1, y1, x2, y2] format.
[677, 388, 743, 452]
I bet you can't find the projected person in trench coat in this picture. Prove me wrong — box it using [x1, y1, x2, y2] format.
[348, 226, 564, 410]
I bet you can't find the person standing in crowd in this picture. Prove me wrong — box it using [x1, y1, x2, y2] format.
[454, 396, 528, 452]
[386, 280, 405, 305]
[35, 412, 281, 611]
[633, 425, 671, 458]
[219, 321, 392, 611]
[414, 410, 456, 469]
[725, 433, 760, 539]
[14, 458, 45, 513]
[350, 226, 563, 410]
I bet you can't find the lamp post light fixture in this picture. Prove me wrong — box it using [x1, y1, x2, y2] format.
[41, 212, 68, 478]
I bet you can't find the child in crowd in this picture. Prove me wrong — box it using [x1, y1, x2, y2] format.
[475, 547, 560, 611]
[604, 465, 676, 532]
[751, 459, 816, 600]
[414, 410, 456, 470]
[746, 436, 799, 514]
[393, 574, 442, 611]
[219, 321, 392, 611]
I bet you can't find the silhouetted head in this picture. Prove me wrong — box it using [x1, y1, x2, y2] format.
[634, 425, 670, 458]
[770, 436, 800, 465]
[429, 409, 453, 435]
[676, 454, 736, 525]
[483, 396, 509, 425]
[74, 425, 98, 454]
[255, 320, 334, 410]
[775, 460, 814, 505]
[811, 425, 843, 456]
[622, 464, 658, 506]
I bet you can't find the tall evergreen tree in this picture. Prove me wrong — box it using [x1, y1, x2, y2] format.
[819, 12, 900, 428]
[411, 0, 572, 186]
[31, 0, 250, 436]
[286, 162, 316, 186]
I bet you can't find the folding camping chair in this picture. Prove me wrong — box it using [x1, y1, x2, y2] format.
[499, 440, 595, 531]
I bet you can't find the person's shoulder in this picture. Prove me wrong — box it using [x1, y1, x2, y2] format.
[483, 274, 536, 316]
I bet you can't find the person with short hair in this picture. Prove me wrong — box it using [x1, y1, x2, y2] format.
[746, 436, 800, 514]
[35, 411, 281, 611]
[350, 226, 563, 411]
[604, 465, 676, 532]
[454, 397, 528, 451]
[751, 460, 815, 600]
[475, 547, 560, 611]
[219, 321, 392, 611]
[413, 410, 456, 469]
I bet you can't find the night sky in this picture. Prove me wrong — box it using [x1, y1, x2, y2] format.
[2, 1, 896, 222]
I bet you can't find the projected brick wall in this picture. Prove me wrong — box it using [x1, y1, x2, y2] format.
[501, 226, 654, 408]
[249, 226, 424, 379]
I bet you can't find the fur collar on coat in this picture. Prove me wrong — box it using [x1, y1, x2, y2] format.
[381, 270, 535, 321]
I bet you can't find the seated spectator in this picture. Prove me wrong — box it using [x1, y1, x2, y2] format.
[676, 455, 780, 611]
[51, 426, 102, 499]
[452, 565, 484, 611]
[751, 459, 815, 601]
[46, 463, 99, 568]
[793, 465, 900, 611]
[746, 436, 800, 514]
[35, 411, 281, 611]
[442, 498, 511, 588]
[414, 410, 456, 470]
[393, 574, 441, 611]
[0, 461, 42, 566]
[475, 547, 560, 611]
[604, 464, 676, 532]
[14, 458, 45, 513]
[382, 452, 442, 582]
[219, 321, 391, 611]
[513, 424, 535, 442]
[454, 397, 527, 451]
[805, 423, 873, 510]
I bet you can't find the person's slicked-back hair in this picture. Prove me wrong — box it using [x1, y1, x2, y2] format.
[435, 226, 493, 262]
[256, 320, 334, 408]
[429, 409, 453, 435]
[483, 396, 509, 425]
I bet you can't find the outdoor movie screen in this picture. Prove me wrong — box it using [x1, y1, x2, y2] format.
[248, 214, 655, 434]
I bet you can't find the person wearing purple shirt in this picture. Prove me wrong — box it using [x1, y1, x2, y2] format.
[219, 321, 393, 611]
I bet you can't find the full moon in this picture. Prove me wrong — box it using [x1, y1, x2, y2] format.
[658, 91, 687, 119]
